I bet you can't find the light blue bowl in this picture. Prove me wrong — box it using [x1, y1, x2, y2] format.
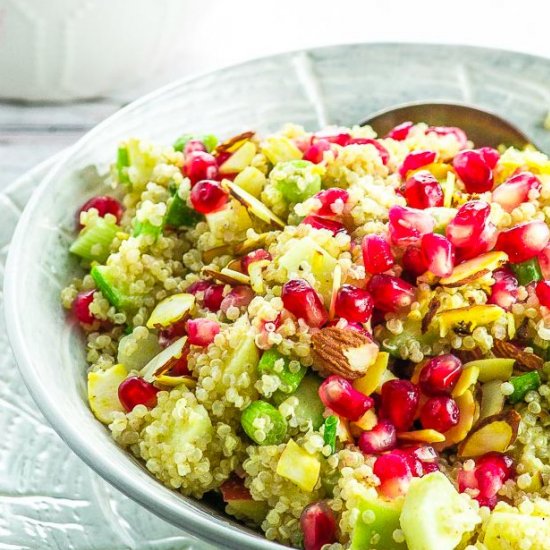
[5, 43, 550, 549]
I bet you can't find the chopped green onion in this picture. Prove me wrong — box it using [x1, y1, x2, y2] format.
[133, 220, 163, 240]
[69, 217, 119, 263]
[323, 415, 339, 453]
[240, 401, 287, 445]
[123, 324, 133, 335]
[510, 258, 542, 286]
[173, 133, 218, 153]
[117, 146, 130, 185]
[508, 371, 541, 404]
[258, 349, 306, 394]
[164, 193, 202, 228]
[91, 265, 136, 310]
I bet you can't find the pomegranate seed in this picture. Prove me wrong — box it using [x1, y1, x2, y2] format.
[539, 246, 550, 280]
[394, 449, 424, 477]
[118, 377, 159, 411]
[367, 274, 416, 313]
[220, 477, 252, 501]
[326, 319, 371, 337]
[373, 452, 413, 498]
[158, 318, 187, 348]
[169, 342, 191, 376]
[446, 200, 491, 248]
[184, 151, 219, 185]
[419, 354, 462, 396]
[399, 150, 437, 178]
[303, 139, 332, 164]
[241, 249, 272, 274]
[72, 290, 96, 324]
[388, 205, 435, 246]
[422, 461, 440, 474]
[492, 171, 542, 213]
[420, 396, 460, 432]
[300, 501, 338, 550]
[536, 280, 550, 307]
[488, 270, 519, 310]
[348, 138, 390, 165]
[358, 420, 397, 454]
[334, 284, 374, 323]
[362, 234, 394, 274]
[183, 139, 207, 156]
[78, 195, 123, 226]
[478, 147, 500, 169]
[318, 375, 374, 421]
[190, 179, 228, 214]
[312, 131, 351, 147]
[313, 188, 349, 216]
[186, 318, 220, 346]
[453, 149, 493, 193]
[496, 220, 550, 263]
[420, 233, 454, 278]
[405, 444, 438, 463]
[386, 121, 414, 141]
[457, 221, 498, 261]
[380, 379, 419, 431]
[402, 246, 428, 278]
[404, 170, 444, 209]
[302, 215, 346, 235]
[427, 126, 468, 149]
[220, 285, 254, 313]
[203, 284, 225, 312]
[187, 280, 213, 296]
[282, 279, 328, 328]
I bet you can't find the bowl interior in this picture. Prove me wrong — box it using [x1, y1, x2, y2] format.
[5, 43, 550, 549]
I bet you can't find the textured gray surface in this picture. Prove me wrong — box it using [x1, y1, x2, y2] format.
[2, 43, 550, 550]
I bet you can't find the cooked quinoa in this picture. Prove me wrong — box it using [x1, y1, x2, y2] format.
[64, 122, 550, 549]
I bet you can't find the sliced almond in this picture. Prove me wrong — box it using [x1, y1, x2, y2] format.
[140, 337, 188, 382]
[439, 251, 508, 287]
[452, 366, 480, 398]
[353, 352, 390, 396]
[479, 380, 505, 421]
[337, 418, 354, 443]
[397, 429, 446, 444]
[421, 296, 440, 334]
[202, 245, 233, 264]
[234, 233, 271, 255]
[312, 327, 379, 380]
[248, 259, 270, 294]
[219, 141, 257, 174]
[202, 267, 250, 286]
[436, 304, 505, 337]
[155, 374, 196, 389]
[464, 358, 515, 383]
[350, 409, 378, 436]
[492, 339, 543, 371]
[215, 131, 256, 154]
[455, 348, 484, 363]
[328, 264, 342, 320]
[458, 409, 521, 458]
[146, 293, 195, 329]
[433, 389, 475, 451]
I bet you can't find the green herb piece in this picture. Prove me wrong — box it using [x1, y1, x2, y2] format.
[240, 401, 287, 445]
[164, 193, 202, 228]
[116, 146, 130, 184]
[258, 349, 306, 395]
[510, 258, 542, 286]
[323, 415, 339, 453]
[508, 371, 541, 404]
[173, 133, 218, 153]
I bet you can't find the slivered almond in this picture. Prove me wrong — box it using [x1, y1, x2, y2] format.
[201, 267, 250, 286]
[421, 296, 440, 334]
[458, 410, 521, 458]
[439, 251, 508, 287]
[215, 131, 256, 154]
[311, 327, 379, 380]
[455, 348, 484, 363]
[202, 245, 233, 264]
[234, 233, 271, 255]
[397, 429, 446, 444]
[492, 339, 543, 371]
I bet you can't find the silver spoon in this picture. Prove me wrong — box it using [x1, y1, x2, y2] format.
[360, 101, 532, 149]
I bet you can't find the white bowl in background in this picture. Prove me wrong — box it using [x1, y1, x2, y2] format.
[0, 0, 189, 101]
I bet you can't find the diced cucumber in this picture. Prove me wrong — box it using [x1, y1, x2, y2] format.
[116, 146, 130, 184]
[241, 401, 287, 445]
[70, 217, 119, 263]
[133, 220, 163, 240]
[87, 363, 128, 424]
[233, 166, 266, 198]
[164, 193, 202, 228]
[379, 319, 437, 358]
[219, 141, 257, 175]
[261, 136, 302, 165]
[91, 265, 136, 310]
[510, 257, 542, 286]
[258, 349, 306, 394]
[173, 133, 218, 153]
[484, 511, 550, 549]
[270, 160, 322, 203]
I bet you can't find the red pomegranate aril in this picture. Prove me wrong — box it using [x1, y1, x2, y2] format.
[303, 141, 330, 164]
[367, 274, 416, 313]
[313, 131, 351, 147]
[492, 171, 542, 213]
[158, 318, 187, 348]
[183, 139, 207, 156]
[386, 121, 414, 141]
[404, 170, 444, 209]
[488, 270, 519, 310]
[187, 280, 213, 296]
[478, 147, 500, 169]
[78, 195, 123, 226]
[186, 318, 220, 347]
[402, 246, 428, 278]
[318, 375, 374, 421]
[72, 290, 97, 324]
[394, 449, 424, 477]
[419, 354, 463, 396]
[282, 279, 328, 328]
[496, 220, 550, 264]
[538, 246, 550, 280]
[373, 452, 413, 499]
[358, 420, 397, 454]
[380, 379, 420, 431]
[456, 221, 498, 262]
[348, 138, 390, 165]
[362, 234, 394, 274]
[334, 284, 374, 323]
[169, 342, 191, 376]
[203, 284, 225, 312]
[300, 501, 338, 550]
[302, 215, 346, 235]
[453, 149, 493, 193]
[190, 179, 229, 214]
[184, 151, 219, 185]
[420, 396, 460, 433]
[241, 249, 272, 274]
[399, 150, 437, 178]
[220, 285, 254, 313]
[406, 444, 438, 462]
[446, 200, 491, 248]
[536, 280, 550, 307]
[314, 188, 349, 216]
[421, 233, 455, 278]
[427, 126, 468, 149]
[118, 377, 159, 411]
[421, 461, 440, 474]
[388, 205, 435, 246]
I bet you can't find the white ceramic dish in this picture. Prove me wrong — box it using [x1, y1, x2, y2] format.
[5, 44, 550, 548]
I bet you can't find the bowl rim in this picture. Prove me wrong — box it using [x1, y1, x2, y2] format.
[5, 41, 550, 549]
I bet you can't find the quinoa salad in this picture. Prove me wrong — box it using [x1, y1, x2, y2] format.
[62, 121, 550, 550]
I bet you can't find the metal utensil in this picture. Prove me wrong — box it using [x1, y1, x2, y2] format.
[360, 101, 532, 149]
